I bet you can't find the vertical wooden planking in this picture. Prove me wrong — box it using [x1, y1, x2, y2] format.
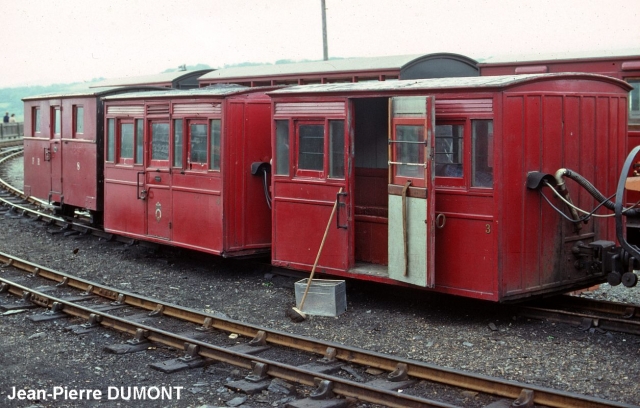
[523, 95, 542, 289]
[502, 95, 525, 293]
[541, 95, 564, 284]
[580, 96, 596, 237]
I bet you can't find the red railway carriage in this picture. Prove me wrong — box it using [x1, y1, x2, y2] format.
[480, 52, 640, 239]
[199, 53, 479, 87]
[102, 86, 273, 257]
[268, 73, 630, 302]
[22, 87, 161, 221]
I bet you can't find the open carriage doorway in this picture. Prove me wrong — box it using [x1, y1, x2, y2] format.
[350, 96, 435, 287]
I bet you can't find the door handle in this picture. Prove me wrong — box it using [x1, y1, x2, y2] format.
[44, 147, 51, 162]
[336, 191, 348, 229]
[137, 171, 147, 200]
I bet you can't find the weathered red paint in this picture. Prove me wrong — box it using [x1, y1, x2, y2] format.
[23, 96, 101, 213]
[103, 89, 273, 257]
[269, 74, 630, 301]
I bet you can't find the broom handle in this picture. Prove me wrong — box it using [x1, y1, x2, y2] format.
[299, 187, 344, 310]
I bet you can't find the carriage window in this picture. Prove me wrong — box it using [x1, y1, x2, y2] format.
[33, 107, 41, 134]
[210, 119, 221, 170]
[329, 120, 345, 178]
[190, 123, 208, 165]
[395, 125, 425, 178]
[630, 79, 640, 124]
[173, 119, 183, 167]
[74, 106, 84, 135]
[435, 124, 463, 177]
[472, 120, 493, 188]
[120, 123, 134, 160]
[151, 123, 169, 161]
[298, 124, 324, 171]
[275, 120, 290, 175]
[53, 108, 61, 135]
[135, 119, 144, 164]
[106, 119, 115, 162]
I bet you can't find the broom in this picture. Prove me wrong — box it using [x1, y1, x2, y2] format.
[287, 187, 343, 322]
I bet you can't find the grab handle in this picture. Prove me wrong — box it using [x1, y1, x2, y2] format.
[137, 171, 147, 200]
[336, 191, 348, 229]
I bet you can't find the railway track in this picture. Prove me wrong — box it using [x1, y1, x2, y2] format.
[519, 295, 640, 336]
[0, 252, 635, 408]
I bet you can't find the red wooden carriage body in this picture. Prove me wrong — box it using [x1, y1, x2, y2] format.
[102, 86, 273, 257]
[268, 73, 630, 301]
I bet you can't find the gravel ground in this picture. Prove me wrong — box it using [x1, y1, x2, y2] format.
[1, 156, 639, 408]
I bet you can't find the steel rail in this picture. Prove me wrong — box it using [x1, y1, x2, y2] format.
[520, 295, 640, 335]
[0, 276, 457, 408]
[0, 252, 633, 408]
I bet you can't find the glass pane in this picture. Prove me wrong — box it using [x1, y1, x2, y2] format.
[75, 106, 84, 134]
[173, 119, 183, 167]
[472, 120, 494, 188]
[54, 109, 61, 134]
[135, 119, 144, 164]
[120, 123, 134, 159]
[275, 120, 290, 175]
[107, 119, 115, 162]
[630, 79, 640, 124]
[190, 124, 208, 164]
[298, 124, 324, 171]
[435, 124, 463, 177]
[210, 119, 221, 170]
[151, 123, 169, 160]
[395, 125, 424, 178]
[34, 108, 40, 133]
[329, 120, 344, 178]
[392, 96, 426, 117]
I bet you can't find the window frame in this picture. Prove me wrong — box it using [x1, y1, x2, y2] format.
[73, 105, 84, 137]
[117, 120, 135, 165]
[148, 121, 171, 168]
[434, 120, 466, 188]
[52, 106, 61, 138]
[294, 120, 326, 178]
[390, 117, 427, 188]
[627, 77, 640, 126]
[187, 120, 209, 171]
[33, 107, 41, 136]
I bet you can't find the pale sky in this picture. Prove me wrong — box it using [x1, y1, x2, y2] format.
[2, 0, 639, 88]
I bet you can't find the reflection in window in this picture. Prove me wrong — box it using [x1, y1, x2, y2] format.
[329, 120, 344, 178]
[630, 79, 640, 124]
[435, 125, 463, 177]
[275, 120, 289, 175]
[151, 123, 169, 160]
[107, 119, 115, 162]
[173, 120, 183, 167]
[298, 124, 324, 171]
[472, 120, 493, 188]
[135, 119, 144, 164]
[120, 123, 134, 159]
[210, 120, 221, 170]
[75, 106, 84, 134]
[33, 108, 41, 134]
[54, 108, 61, 135]
[395, 125, 424, 178]
[190, 124, 208, 164]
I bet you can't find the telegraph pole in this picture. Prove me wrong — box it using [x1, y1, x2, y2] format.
[321, 0, 328, 60]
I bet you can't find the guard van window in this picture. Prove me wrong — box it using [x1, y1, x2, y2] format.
[106, 119, 115, 162]
[74, 106, 84, 135]
[173, 119, 183, 167]
[33, 107, 41, 135]
[209, 119, 221, 171]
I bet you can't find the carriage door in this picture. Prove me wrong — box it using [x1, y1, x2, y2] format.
[146, 121, 172, 240]
[49, 106, 63, 203]
[388, 96, 436, 287]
